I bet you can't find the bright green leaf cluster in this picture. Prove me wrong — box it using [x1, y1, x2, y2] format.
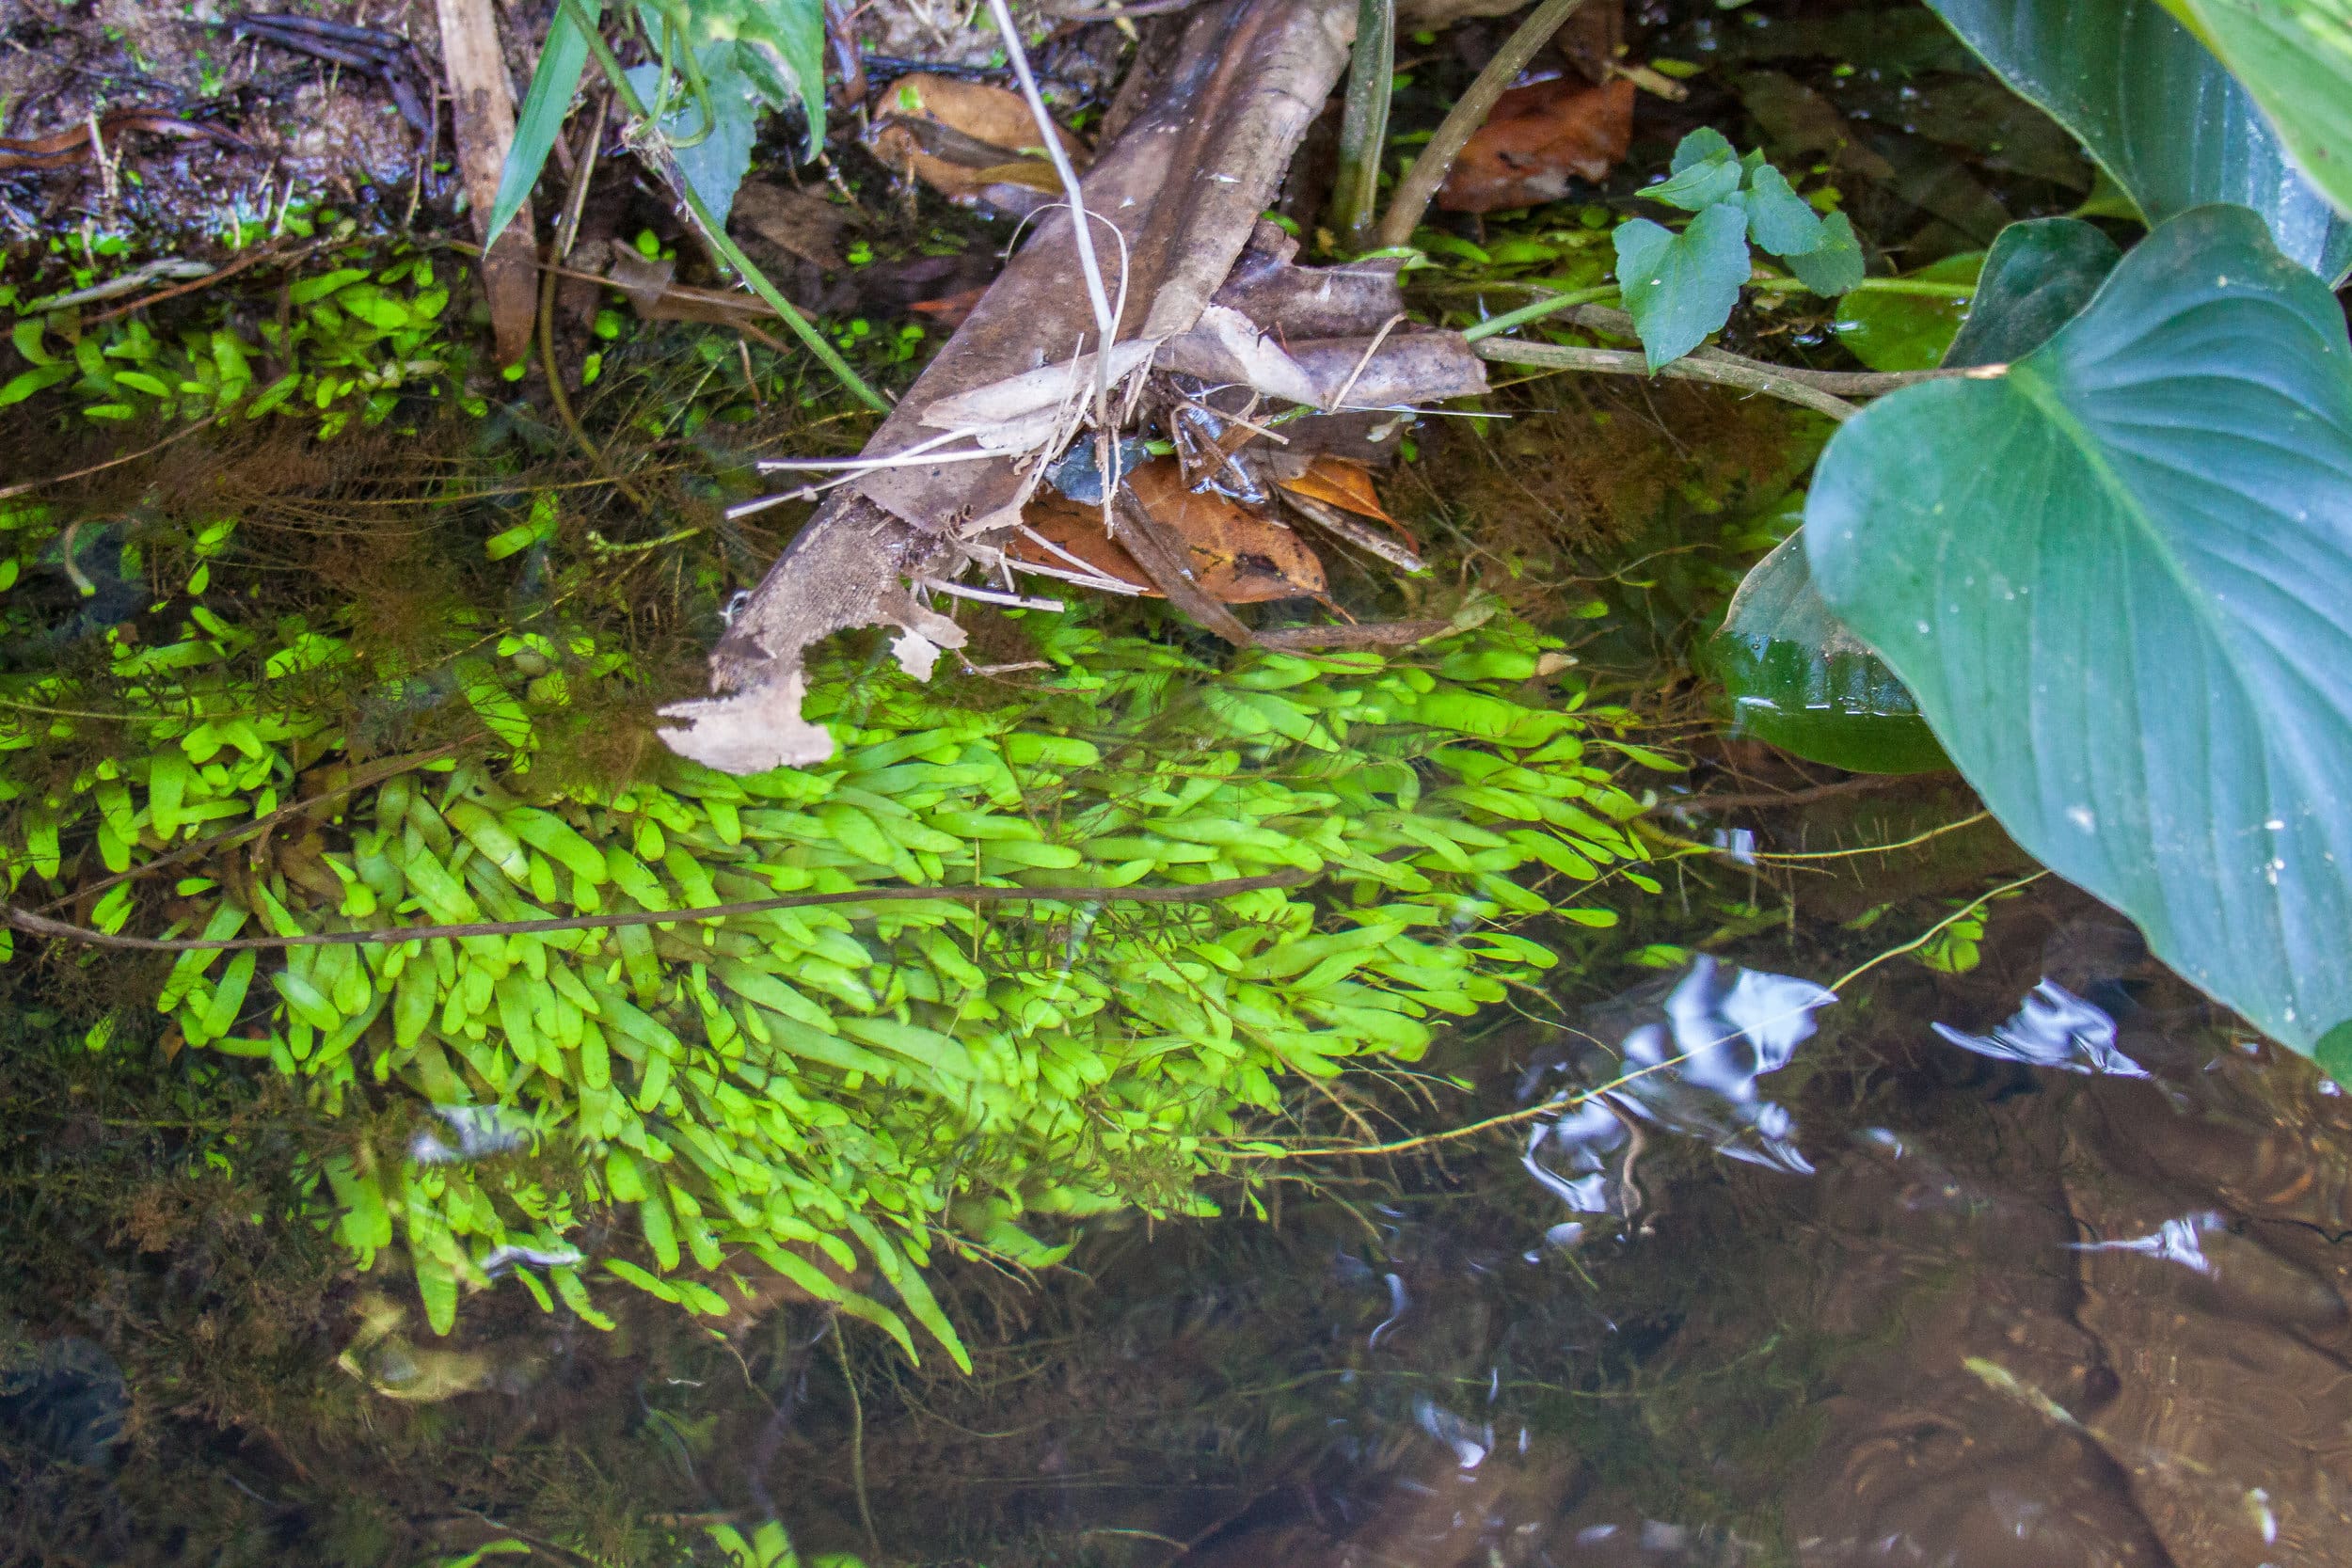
[3, 248, 464, 436]
[0, 514, 1649, 1363]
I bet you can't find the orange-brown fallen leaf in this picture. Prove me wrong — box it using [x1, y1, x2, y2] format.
[910, 284, 990, 332]
[1438, 75, 1635, 214]
[1274, 455, 1396, 525]
[1012, 460, 1327, 603]
[866, 72, 1088, 206]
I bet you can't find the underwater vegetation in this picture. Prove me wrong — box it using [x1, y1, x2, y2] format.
[0, 472, 1656, 1357]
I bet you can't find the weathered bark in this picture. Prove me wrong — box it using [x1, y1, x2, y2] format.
[660, 0, 1357, 774]
[434, 0, 536, 365]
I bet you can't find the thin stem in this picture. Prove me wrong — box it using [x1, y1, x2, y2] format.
[1375, 0, 1591, 249]
[541, 100, 650, 506]
[560, 0, 890, 412]
[833, 1323, 882, 1560]
[1832, 870, 2047, 990]
[1756, 275, 1978, 299]
[981, 0, 1117, 403]
[1458, 284, 1619, 342]
[2, 869, 1316, 953]
[1330, 0, 1396, 250]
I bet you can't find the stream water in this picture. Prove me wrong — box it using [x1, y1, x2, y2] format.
[791, 879, 2352, 1568]
[8, 854, 2351, 1566]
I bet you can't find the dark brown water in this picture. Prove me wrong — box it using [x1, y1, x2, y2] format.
[837, 881, 2352, 1568]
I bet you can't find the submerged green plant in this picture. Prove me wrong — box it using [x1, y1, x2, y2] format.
[2, 237, 470, 437]
[0, 493, 1651, 1364]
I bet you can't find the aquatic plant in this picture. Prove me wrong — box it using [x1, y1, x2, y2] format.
[0, 488, 1649, 1360]
[3, 227, 472, 439]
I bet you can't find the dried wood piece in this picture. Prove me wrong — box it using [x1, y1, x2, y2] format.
[436, 0, 536, 365]
[660, 0, 1356, 773]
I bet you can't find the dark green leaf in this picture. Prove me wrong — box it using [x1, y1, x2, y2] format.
[1927, 0, 2352, 280]
[1782, 211, 1865, 295]
[1832, 252, 1983, 372]
[486, 0, 600, 249]
[1942, 217, 2120, 367]
[1613, 203, 1753, 370]
[1807, 204, 2352, 1053]
[1710, 532, 1951, 775]
[1743, 164, 1825, 256]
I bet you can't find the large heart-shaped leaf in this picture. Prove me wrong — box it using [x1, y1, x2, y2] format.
[2163, 0, 2352, 222]
[1927, 0, 2352, 281]
[1806, 204, 2352, 1054]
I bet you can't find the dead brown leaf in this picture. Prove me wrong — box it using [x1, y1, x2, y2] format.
[866, 72, 1089, 206]
[1438, 75, 1634, 214]
[1274, 455, 1394, 525]
[732, 180, 862, 272]
[1014, 460, 1327, 603]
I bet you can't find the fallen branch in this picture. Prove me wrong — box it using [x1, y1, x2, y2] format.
[660, 0, 1357, 775]
[1475, 338, 1865, 420]
[3, 870, 1315, 953]
[436, 0, 537, 363]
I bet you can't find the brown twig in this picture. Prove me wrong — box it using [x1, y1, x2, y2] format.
[4, 869, 1315, 954]
[1375, 0, 1591, 249]
[1554, 301, 1987, 393]
[538, 98, 648, 507]
[1646, 773, 1940, 815]
[82, 238, 324, 325]
[33, 742, 471, 915]
[1474, 340, 1864, 420]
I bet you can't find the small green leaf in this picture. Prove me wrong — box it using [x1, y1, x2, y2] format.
[1670, 126, 1736, 171]
[1613, 203, 1752, 370]
[0, 362, 72, 408]
[1744, 164, 1826, 256]
[1782, 211, 1865, 295]
[1645, 143, 1743, 211]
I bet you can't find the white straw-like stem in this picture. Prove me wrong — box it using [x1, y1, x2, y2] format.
[755, 449, 1007, 473]
[919, 578, 1068, 612]
[982, 0, 1119, 405]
